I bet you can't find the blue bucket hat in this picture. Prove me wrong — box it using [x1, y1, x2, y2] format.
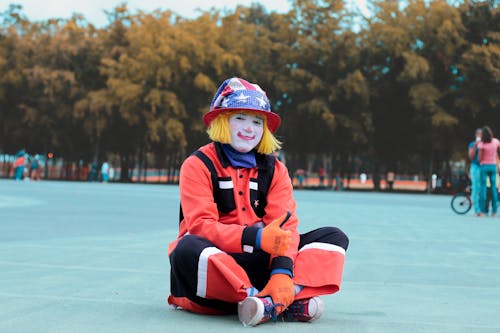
[203, 77, 281, 133]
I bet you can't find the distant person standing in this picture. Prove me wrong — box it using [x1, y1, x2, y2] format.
[334, 172, 343, 191]
[386, 171, 395, 191]
[318, 166, 326, 186]
[468, 128, 482, 216]
[13, 149, 26, 181]
[101, 161, 110, 183]
[30, 156, 41, 181]
[88, 162, 98, 181]
[295, 168, 305, 188]
[360, 172, 367, 184]
[108, 164, 115, 182]
[477, 126, 500, 217]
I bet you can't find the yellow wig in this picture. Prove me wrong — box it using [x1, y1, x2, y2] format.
[207, 111, 282, 155]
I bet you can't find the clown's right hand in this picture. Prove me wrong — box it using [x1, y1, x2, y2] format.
[259, 212, 292, 256]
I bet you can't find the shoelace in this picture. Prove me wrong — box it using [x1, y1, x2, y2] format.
[264, 302, 284, 322]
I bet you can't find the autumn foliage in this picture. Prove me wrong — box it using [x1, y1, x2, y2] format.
[0, 1, 498, 180]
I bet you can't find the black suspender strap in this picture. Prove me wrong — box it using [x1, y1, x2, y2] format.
[179, 150, 219, 223]
[253, 153, 276, 217]
[193, 150, 218, 197]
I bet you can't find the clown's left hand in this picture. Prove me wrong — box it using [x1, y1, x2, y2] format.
[260, 213, 292, 256]
[256, 274, 294, 313]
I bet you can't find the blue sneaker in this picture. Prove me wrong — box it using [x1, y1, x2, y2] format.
[282, 297, 324, 322]
[238, 297, 280, 327]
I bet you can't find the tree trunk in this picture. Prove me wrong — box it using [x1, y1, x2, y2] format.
[427, 149, 434, 194]
[120, 155, 131, 182]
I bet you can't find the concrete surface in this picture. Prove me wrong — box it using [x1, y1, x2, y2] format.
[0, 179, 499, 332]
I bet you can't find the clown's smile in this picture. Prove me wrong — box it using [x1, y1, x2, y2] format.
[237, 133, 256, 141]
[229, 113, 264, 153]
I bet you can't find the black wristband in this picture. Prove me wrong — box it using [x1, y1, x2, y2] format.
[241, 226, 260, 253]
[271, 256, 294, 276]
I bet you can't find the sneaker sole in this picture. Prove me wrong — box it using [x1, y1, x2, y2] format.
[238, 297, 264, 327]
[309, 297, 325, 321]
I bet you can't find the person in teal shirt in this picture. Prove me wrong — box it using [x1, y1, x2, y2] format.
[468, 128, 482, 216]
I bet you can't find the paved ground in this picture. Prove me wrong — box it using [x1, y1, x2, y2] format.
[0, 179, 499, 332]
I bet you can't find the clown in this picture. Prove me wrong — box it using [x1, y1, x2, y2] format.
[168, 77, 349, 326]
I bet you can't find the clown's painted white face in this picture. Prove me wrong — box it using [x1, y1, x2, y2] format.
[229, 113, 264, 153]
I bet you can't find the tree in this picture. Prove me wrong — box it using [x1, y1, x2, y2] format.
[456, 1, 500, 133]
[281, 0, 371, 176]
[363, 0, 463, 180]
[0, 5, 32, 153]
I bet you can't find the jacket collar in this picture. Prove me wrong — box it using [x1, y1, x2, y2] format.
[214, 142, 231, 168]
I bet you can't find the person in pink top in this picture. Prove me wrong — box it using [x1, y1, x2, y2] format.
[477, 126, 500, 217]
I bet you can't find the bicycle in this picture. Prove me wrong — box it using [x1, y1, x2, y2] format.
[451, 181, 500, 215]
[451, 192, 472, 214]
[451, 185, 472, 215]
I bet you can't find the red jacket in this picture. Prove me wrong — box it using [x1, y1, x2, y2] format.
[169, 142, 299, 271]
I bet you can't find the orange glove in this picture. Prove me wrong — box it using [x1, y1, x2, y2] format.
[260, 212, 292, 256]
[257, 274, 295, 314]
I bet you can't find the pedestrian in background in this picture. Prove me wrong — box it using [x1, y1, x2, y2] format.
[101, 161, 110, 183]
[30, 155, 41, 181]
[477, 126, 500, 217]
[468, 128, 482, 216]
[318, 166, 326, 186]
[13, 149, 26, 181]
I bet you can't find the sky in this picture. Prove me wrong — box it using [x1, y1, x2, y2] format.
[1, 0, 370, 27]
[2, 0, 290, 26]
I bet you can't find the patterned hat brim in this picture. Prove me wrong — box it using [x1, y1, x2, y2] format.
[203, 107, 281, 133]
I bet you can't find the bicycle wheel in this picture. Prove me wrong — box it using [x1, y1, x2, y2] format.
[451, 193, 472, 215]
